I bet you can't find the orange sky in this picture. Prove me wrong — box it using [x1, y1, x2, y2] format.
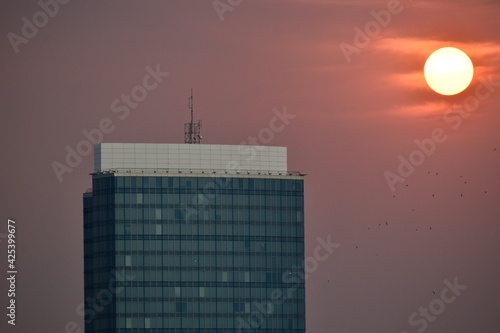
[1, 0, 500, 332]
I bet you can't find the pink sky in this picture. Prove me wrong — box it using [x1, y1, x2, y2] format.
[1, 0, 500, 332]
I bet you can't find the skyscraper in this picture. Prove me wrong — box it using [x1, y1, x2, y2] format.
[83, 143, 305, 332]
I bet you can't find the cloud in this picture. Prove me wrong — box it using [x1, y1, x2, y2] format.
[384, 101, 450, 117]
[370, 38, 500, 92]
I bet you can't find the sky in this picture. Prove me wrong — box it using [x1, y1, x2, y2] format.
[1, 0, 500, 332]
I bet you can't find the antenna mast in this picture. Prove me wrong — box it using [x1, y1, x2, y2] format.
[184, 89, 202, 144]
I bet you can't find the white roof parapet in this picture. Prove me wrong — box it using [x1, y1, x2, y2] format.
[94, 143, 287, 174]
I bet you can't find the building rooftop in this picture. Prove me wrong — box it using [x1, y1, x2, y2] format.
[94, 143, 290, 175]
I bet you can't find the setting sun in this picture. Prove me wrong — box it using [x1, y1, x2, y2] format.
[424, 47, 474, 96]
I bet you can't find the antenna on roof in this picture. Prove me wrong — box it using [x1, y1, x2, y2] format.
[184, 89, 202, 144]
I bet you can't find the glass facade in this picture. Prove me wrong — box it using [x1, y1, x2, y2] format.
[84, 174, 305, 332]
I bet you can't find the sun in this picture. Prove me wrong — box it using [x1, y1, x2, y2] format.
[424, 47, 474, 96]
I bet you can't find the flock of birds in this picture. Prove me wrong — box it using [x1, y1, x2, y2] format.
[392, 167, 492, 200]
[341, 147, 498, 293]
